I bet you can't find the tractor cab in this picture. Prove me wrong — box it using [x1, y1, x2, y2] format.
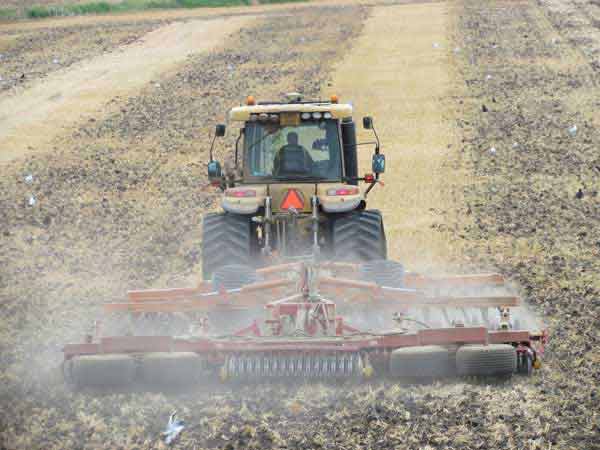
[242, 112, 342, 182]
[207, 93, 384, 190]
[230, 94, 353, 184]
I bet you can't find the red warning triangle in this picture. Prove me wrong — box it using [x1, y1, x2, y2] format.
[281, 189, 304, 211]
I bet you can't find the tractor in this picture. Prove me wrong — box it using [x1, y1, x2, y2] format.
[202, 93, 387, 280]
[61, 94, 546, 388]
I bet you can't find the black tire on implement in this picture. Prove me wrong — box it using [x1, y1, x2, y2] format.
[360, 259, 404, 288]
[332, 210, 387, 261]
[202, 213, 253, 280]
[212, 264, 261, 290]
[456, 344, 517, 377]
[390, 345, 454, 378]
[66, 354, 136, 388]
[139, 352, 206, 386]
[517, 351, 533, 376]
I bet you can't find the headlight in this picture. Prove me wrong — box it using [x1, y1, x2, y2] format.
[323, 112, 332, 119]
[301, 112, 311, 120]
[312, 112, 322, 119]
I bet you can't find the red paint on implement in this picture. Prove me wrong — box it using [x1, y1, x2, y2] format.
[65, 261, 545, 376]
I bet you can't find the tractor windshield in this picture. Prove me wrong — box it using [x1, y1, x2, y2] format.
[243, 119, 342, 181]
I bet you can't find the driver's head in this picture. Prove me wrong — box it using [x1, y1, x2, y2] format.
[287, 132, 299, 146]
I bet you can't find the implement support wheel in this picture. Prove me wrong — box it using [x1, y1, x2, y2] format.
[456, 344, 517, 377]
[140, 352, 206, 386]
[66, 354, 136, 388]
[390, 345, 454, 378]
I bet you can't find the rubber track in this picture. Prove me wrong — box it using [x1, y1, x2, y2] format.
[360, 260, 404, 288]
[212, 264, 260, 290]
[202, 213, 252, 280]
[332, 210, 387, 261]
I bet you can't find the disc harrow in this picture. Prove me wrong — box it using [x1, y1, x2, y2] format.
[223, 351, 365, 380]
[63, 260, 547, 388]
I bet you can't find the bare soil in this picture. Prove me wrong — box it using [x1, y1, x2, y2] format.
[451, 0, 600, 446]
[0, 21, 163, 93]
[1, 0, 600, 449]
[0, 15, 253, 162]
[331, 1, 468, 272]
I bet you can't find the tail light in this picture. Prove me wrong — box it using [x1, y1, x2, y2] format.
[326, 187, 360, 196]
[364, 174, 375, 183]
[226, 189, 257, 198]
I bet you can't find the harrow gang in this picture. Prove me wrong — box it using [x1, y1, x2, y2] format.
[63, 261, 547, 385]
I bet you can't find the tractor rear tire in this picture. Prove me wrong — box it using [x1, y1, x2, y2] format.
[202, 213, 253, 280]
[212, 264, 261, 290]
[67, 354, 136, 388]
[390, 346, 454, 378]
[332, 210, 387, 261]
[360, 260, 404, 288]
[456, 344, 516, 377]
[140, 352, 205, 386]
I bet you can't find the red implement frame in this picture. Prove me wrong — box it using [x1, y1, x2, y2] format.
[64, 261, 546, 364]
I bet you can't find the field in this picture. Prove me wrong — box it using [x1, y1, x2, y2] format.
[1, 0, 599, 448]
[0, 0, 303, 20]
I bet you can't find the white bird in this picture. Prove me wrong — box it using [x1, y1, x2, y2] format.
[162, 411, 185, 445]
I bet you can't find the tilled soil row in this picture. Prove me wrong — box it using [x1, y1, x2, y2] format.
[0, 21, 163, 92]
[454, 0, 600, 447]
[542, 0, 600, 74]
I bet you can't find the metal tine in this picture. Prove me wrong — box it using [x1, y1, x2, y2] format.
[306, 354, 313, 377]
[481, 307, 490, 327]
[225, 352, 365, 379]
[272, 354, 279, 377]
[459, 307, 470, 325]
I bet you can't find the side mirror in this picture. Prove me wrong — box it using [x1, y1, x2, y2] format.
[215, 124, 226, 137]
[362, 116, 373, 129]
[207, 160, 222, 180]
[372, 154, 385, 174]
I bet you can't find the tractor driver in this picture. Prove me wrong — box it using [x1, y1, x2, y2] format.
[273, 131, 314, 176]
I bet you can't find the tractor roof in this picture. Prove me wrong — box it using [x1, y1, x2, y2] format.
[229, 102, 353, 122]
